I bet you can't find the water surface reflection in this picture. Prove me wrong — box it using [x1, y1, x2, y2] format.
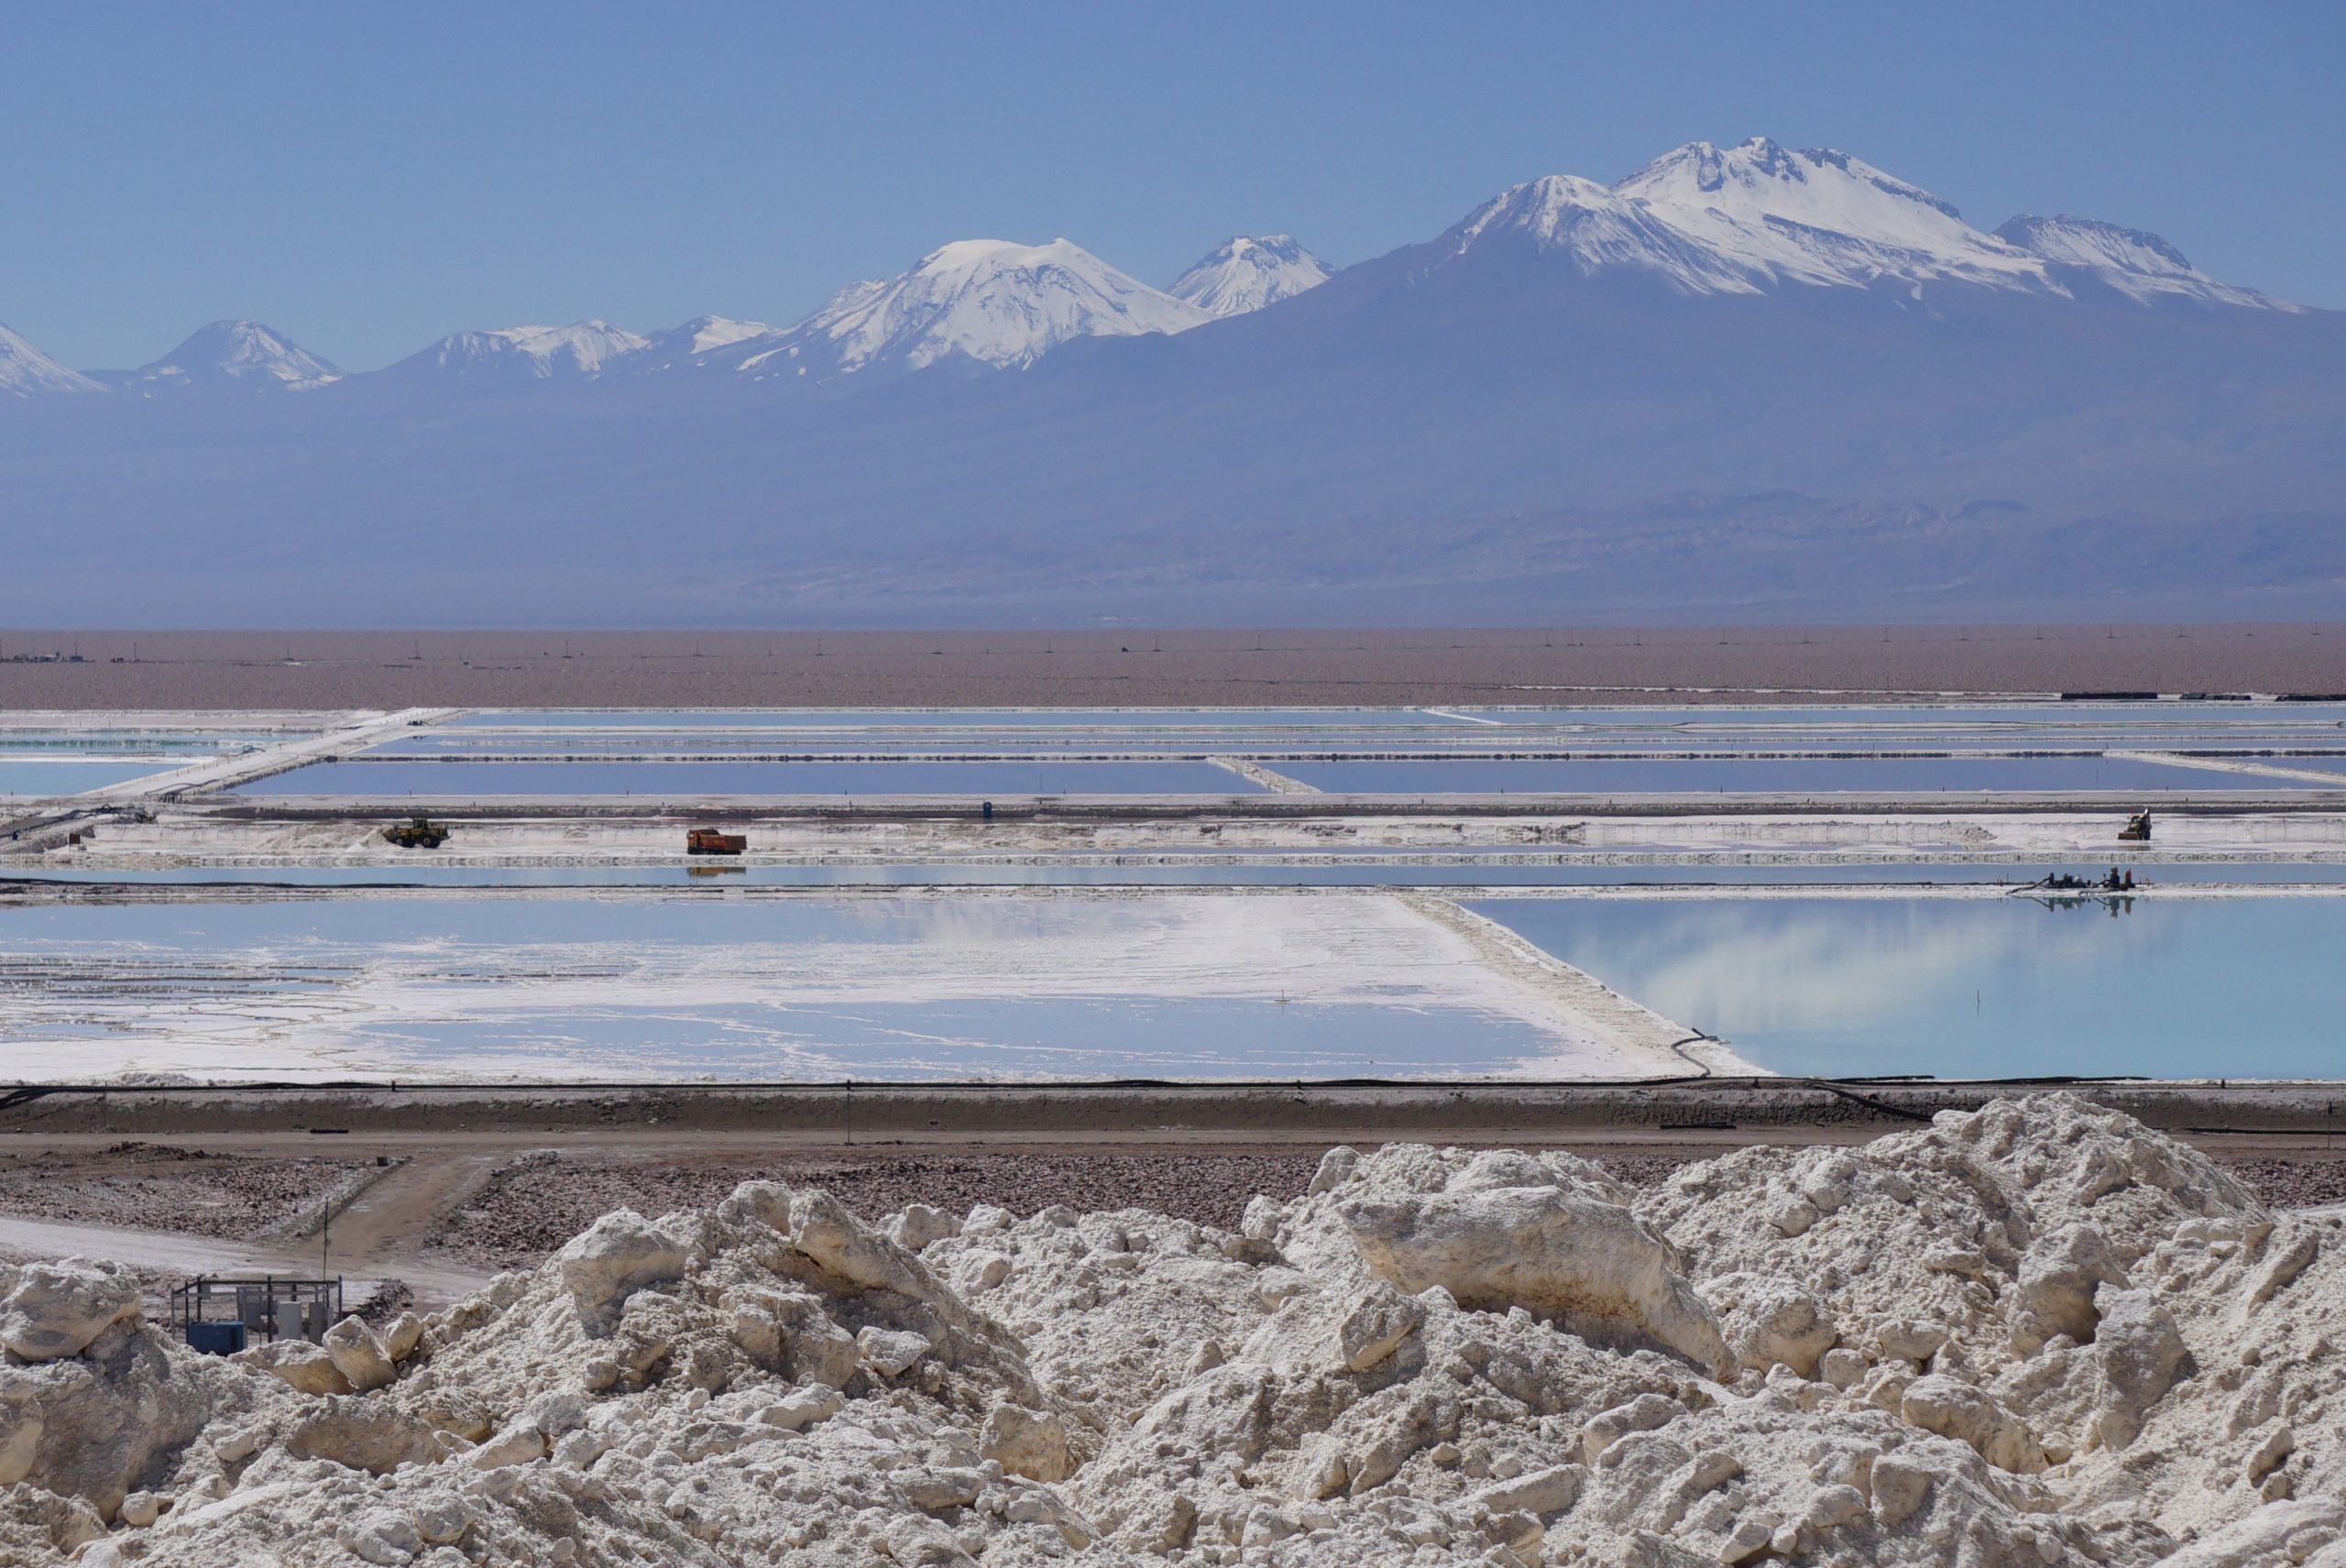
[1474, 896, 2342, 1078]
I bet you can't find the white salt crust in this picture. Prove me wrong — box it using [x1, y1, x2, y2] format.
[3, 1094, 2341, 1566]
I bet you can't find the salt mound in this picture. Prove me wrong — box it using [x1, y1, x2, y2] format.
[3, 1094, 2342, 1566]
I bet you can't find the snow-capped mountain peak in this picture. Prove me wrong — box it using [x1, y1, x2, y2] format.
[104, 319, 341, 393]
[0, 322, 103, 399]
[1621, 136, 1957, 221]
[1446, 173, 1758, 290]
[1606, 137, 2049, 292]
[1993, 214, 2283, 309]
[1429, 139, 2291, 311]
[724, 238, 1210, 381]
[1168, 236, 1332, 317]
[386, 319, 651, 383]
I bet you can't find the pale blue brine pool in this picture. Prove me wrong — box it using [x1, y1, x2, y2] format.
[234, 760, 1263, 796]
[442, 702, 2346, 735]
[196, 997, 1555, 1080]
[0, 761, 180, 796]
[1473, 895, 2346, 1079]
[1285, 756, 2344, 794]
[16, 862, 2346, 890]
[5, 889, 2345, 1080]
[0, 896, 1562, 1080]
[445, 708, 1480, 729]
[234, 752, 2345, 798]
[0, 731, 277, 755]
[1450, 703, 2346, 730]
[365, 732, 1453, 757]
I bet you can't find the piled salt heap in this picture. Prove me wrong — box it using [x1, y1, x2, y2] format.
[3, 1095, 2342, 1566]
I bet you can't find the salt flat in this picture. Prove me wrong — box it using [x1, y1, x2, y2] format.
[8, 698, 2346, 1087]
[0, 890, 1731, 1083]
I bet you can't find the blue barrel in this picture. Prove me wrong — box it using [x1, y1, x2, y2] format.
[187, 1321, 247, 1355]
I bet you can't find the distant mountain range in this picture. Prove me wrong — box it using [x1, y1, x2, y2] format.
[1, 137, 2337, 626]
[13, 232, 1327, 399]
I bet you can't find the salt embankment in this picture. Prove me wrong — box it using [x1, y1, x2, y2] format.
[3, 1094, 2341, 1565]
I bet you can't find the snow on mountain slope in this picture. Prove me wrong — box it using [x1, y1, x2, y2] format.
[0, 322, 102, 398]
[1440, 173, 1774, 291]
[1993, 214, 2283, 309]
[1437, 137, 2080, 300]
[1609, 137, 2051, 293]
[1997, 213, 2195, 274]
[99, 319, 341, 392]
[380, 319, 650, 383]
[635, 315, 773, 367]
[0, 126, 2335, 624]
[718, 239, 1209, 381]
[1168, 235, 1332, 316]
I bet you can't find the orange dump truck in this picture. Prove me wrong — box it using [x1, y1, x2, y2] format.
[686, 828, 748, 856]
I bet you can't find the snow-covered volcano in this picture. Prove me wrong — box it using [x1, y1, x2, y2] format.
[1442, 137, 2053, 294]
[1436, 136, 2288, 309]
[1605, 137, 2051, 291]
[1168, 235, 1332, 316]
[710, 238, 1209, 382]
[378, 319, 651, 384]
[97, 319, 342, 393]
[0, 322, 101, 399]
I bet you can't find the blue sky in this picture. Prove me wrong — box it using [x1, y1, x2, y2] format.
[5, 1, 2340, 370]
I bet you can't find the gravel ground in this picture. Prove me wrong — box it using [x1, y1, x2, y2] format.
[444, 1147, 1710, 1268]
[2219, 1157, 2346, 1209]
[6, 1144, 2336, 1277]
[447, 1152, 1326, 1269]
[443, 1146, 2346, 1269]
[0, 1142, 373, 1241]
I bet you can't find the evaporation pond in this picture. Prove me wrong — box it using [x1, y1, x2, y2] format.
[0, 893, 1581, 1080]
[1284, 756, 2342, 793]
[25, 861, 2346, 891]
[0, 731, 274, 755]
[1472, 894, 2346, 1078]
[234, 760, 1260, 795]
[363, 732, 1430, 757]
[446, 708, 1469, 730]
[1458, 703, 2346, 729]
[0, 762, 178, 796]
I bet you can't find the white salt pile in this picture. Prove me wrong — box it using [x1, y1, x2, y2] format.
[3, 1094, 2341, 1565]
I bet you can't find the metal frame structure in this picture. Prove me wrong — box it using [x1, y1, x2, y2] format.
[168, 1276, 345, 1345]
